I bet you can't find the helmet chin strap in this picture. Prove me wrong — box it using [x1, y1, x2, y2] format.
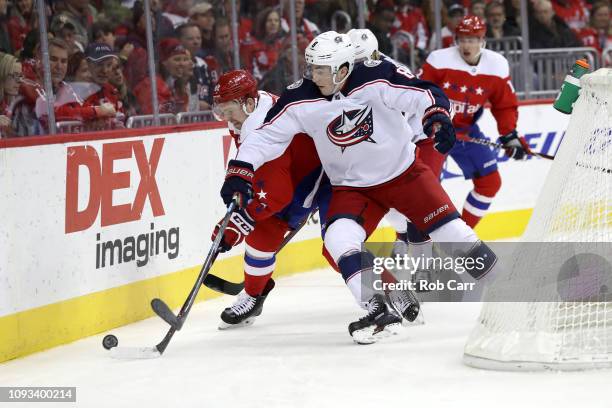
[331, 70, 349, 94]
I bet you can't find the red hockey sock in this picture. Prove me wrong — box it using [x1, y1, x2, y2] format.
[462, 171, 502, 228]
[244, 272, 273, 297]
[461, 209, 482, 228]
[381, 269, 398, 284]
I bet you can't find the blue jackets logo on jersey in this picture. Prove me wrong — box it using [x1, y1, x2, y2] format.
[326, 106, 375, 151]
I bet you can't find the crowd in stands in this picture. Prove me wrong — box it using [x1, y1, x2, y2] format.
[0, 0, 610, 138]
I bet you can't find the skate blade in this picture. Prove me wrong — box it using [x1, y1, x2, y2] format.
[218, 317, 257, 330]
[352, 323, 401, 344]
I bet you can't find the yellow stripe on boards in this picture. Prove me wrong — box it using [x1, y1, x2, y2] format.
[0, 237, 328, 363]
[474, 208, 533, 240]
[0, 208, 532, 363]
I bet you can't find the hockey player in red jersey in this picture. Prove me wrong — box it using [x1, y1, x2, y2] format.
[211, 70, 332, 329]
[419, 15, 531, 228]
[219, 31, 498, 343]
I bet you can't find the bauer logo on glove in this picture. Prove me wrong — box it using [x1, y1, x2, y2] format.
[221, 159, 255, 208]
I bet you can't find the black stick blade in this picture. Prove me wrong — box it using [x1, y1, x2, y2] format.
[203, 274, 245, 295]
[151, 298, 182, 330]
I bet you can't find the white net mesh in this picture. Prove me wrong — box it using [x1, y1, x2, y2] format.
[463, 68, 612, 370]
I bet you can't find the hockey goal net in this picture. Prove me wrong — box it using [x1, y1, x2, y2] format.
[463, 68, 612, 370]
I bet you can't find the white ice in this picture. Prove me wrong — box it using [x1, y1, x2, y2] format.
[1, 268, 610, 408]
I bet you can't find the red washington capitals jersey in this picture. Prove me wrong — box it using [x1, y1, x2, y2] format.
[419, 46, 518, 136]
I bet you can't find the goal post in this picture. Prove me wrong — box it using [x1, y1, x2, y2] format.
[463, 68, 612, 371]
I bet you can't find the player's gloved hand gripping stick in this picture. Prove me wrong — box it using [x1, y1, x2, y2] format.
[457, 133, 554, 160]
[107, 198, 238, 359]
[422, 106, 456, 154]
[205, 158, 318, 295]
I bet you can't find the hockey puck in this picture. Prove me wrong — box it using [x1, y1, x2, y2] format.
[102, 334, 118, 350]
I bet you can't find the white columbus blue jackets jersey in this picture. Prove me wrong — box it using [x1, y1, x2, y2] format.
[379, 53, 428, 144]
[236, 60, 450, 188]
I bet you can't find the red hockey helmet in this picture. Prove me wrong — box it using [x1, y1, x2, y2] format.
[213, 69, 258, 105]
[455, 15, 486, 38]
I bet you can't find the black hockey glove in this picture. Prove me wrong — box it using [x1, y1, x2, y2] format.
[221, 159, 255, 208]
[422, 106, 456, 155]
[499, 130, 531, 160]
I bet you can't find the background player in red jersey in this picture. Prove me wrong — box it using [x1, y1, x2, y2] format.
[211, 70, 331, 329]
[419, 15, 531, 229]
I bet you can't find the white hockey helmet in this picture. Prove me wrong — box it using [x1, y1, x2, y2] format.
[305, 31, 355, 86]
[348, 28, 379, 62]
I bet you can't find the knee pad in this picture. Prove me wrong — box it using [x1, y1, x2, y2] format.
[324, 218, 366, 264]
[474, 170, 502, 198]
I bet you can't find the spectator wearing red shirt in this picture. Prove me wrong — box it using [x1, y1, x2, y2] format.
[576, 1, 611, 54]
[220, 0, 252, 41]
[392, 0, 430, 53]
[429, 4, 465, 50]
[280, 0, 319, 42]
[78, 42, 125, 129]
[134, 38, 191, 114]
[7, 0, 36, 53]
[552, 0, 590, 31]
[19, 38, 114, 134]
[242, 7, 285, 80]
[123, 2, 155, 89]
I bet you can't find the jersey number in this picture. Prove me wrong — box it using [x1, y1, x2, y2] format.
[396, 66, 414, 79]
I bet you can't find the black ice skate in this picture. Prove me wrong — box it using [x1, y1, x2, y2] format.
[218, 279, 275, 330]
[348, 294, 402, 344]
[387, 288, 421, 323]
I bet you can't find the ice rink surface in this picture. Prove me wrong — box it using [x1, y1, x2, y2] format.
[1, 268, 611, 408]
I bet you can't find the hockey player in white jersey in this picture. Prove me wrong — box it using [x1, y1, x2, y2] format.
[219, 31, 497, 343]
[349, 28, 443, 275]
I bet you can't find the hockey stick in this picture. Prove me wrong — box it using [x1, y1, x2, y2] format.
[458, 135, 555, 160]
[461, 136, 612, 174]
[202, 208, 318, 295]
[108, 200, 237, 359]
